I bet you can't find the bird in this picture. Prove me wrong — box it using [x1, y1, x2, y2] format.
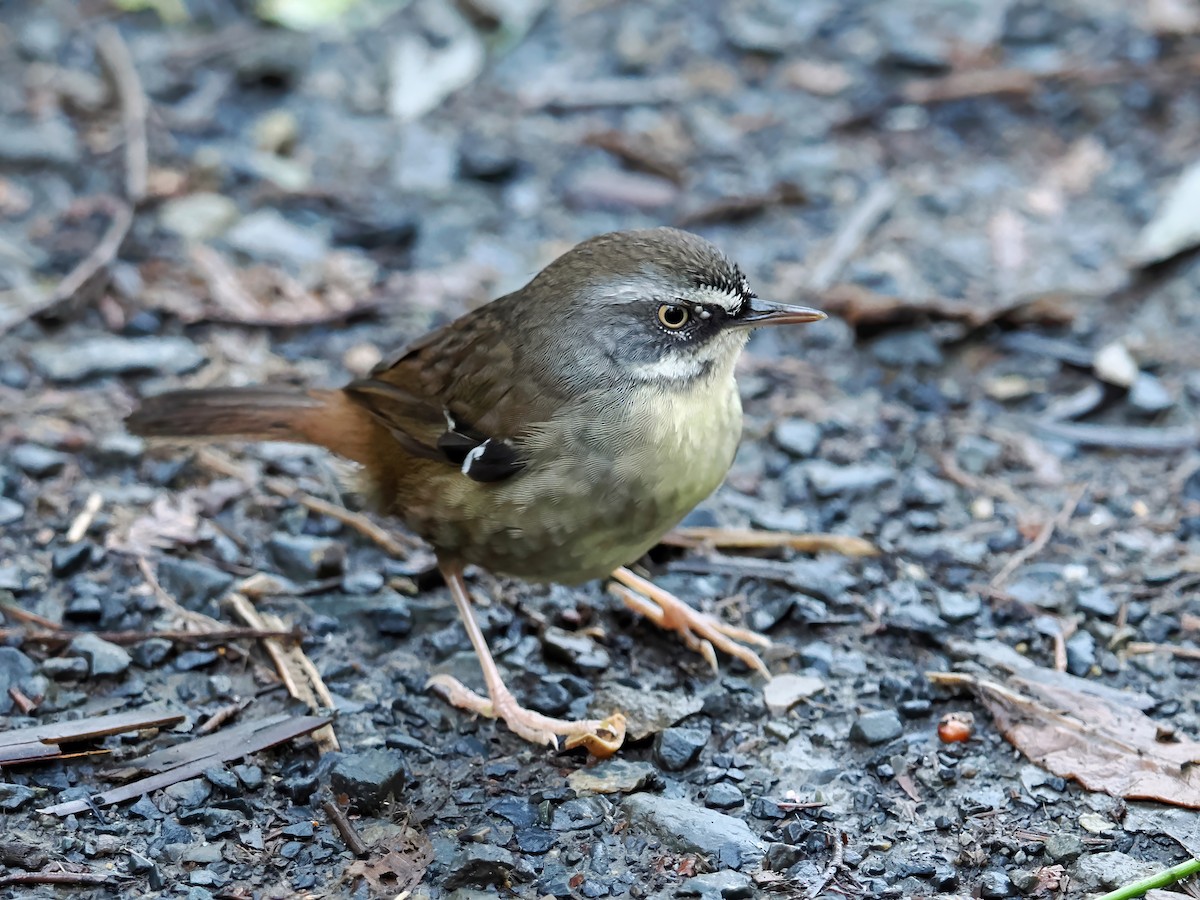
[127, 227, 825, 755]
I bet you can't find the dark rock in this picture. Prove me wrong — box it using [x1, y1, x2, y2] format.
[622, 794, 764, 869]
[0, 648, 45, 714]
[372, 594, 414, 636]
[653, 726, 709, 771]
[232, 765, 264, 789]
[551, 796, 608, 831]
[175, 650, 220, 671]
[282, 820, 315, 838]
[773, 419, 821, 457]
[341, 569, 384, 594]
[42, 656, 89, 680]
[515, 826, 556, 854]
[871, 329, 944, 367]
[165, 779, 212, 809]
[0, 783, 37, 811]
[0, 117, 80, 166]
[936, 590, 981, 624]
[489, 797, 537, 827]
[0, 497, 25, 526]
[1065, 630, 1096, 676]
[443, 844, 518, 890]
[1043, 832, 1084, 863]
[131, 638, 173, 668]
[52, 542, 93, 576]
[67, 633, 131, 677]
[541, 626, 610, 671]
[29, 336, 206, 382]
[279, 772, 319, 803]
[704, 783, 744, 810]
[903, 470, 951, 506]
[1076, 587, 1118, 618]
[10, 444, 69, 477]
[268, 534, 345, 580]
[955, 435, 1002, 475]
[979, 869, 1014, 898]
[850, 710, 903, 745]
[203, 767, 240, 793]
[64, 593, 103, 621]
[329, 750, 408, 814]
[676, 869, 754, 899]
[156, 558, 234, 616]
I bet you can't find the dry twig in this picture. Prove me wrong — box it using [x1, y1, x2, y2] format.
[66, 492, 104, 544]
[323, 797, 369, 857]
[990, 485, 1086, 588]
[804, 181, 895, 291]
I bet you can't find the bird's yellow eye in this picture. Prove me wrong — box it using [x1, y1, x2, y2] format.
[657, 304, 690, 329]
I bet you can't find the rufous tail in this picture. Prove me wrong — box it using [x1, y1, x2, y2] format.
[126, 387, 377, 467]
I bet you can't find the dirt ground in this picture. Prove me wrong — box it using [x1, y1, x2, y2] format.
[2, 1, 1199, 898]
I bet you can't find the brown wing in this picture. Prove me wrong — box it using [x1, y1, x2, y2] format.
[343, 302, 567, 483]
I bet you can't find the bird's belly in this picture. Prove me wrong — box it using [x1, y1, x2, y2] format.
[416, 385, 743, 583]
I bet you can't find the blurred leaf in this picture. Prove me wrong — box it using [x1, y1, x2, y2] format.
[112, 0, 190, 25]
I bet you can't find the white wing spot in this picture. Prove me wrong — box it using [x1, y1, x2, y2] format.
[461, 441, 489, 475]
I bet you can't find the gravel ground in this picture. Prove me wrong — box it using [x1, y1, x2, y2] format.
[2, 1, 1199, 898]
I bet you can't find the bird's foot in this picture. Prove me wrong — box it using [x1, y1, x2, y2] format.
[427, 674, 626, 757]
[609, 566, 772, 678]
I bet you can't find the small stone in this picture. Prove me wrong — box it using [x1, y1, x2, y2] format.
[0, 783, 37, 811]
[936, 590, 981, 624]
[0, 498, 24, 526]
[704, 783, 744, 810]
[1128, 372, 1173, 414]
[653, 726, 709, 771]
[165, 778, 212, 809]
[955, 435, 1002, 475]
[514, 826, 555, 854]
[762, 673, 825, 716]
[174, 650, 219, 671]
[443, 844, 517, 890]
[64, 593, 102, 621]
[1043, 832, 1084, 863]
[159, 193, 240, 242]
[268, 534, 345, 580]
[29, 336, 205, 382]
[1075, 852, 1160, 891]
[52, 542, 93, 577]
[329, 750, 407, 814]
[203, 767, 240, 793]
[1076, 587, 1118, 618]
[850, 710, 903, 745]
[42, 657, 89, 680]
[773, 420, 821, 457]
[225, 209, 327, 267]
[803, 461, 895, 498]
[156, 558, 235, 615]
[0, 117, 80, 166]
[10, 444, 69, 477]
[1093, 342, 1138, 388]
[904, 470, 950, 506]
[541, 626, 611, 672]
[233, 764, 264, 789]
[130, 638, 173, 669]
[550, 796, 609, 831]
[567, 759, 657, 795]
[1065, 630, 1097, 676]
[979, 869, 1013, 898]
[1078, 812, 1116, 834]
[67, 633, 131, 676]
[623, 794, 764, 869]
[871, 329, 944, 367]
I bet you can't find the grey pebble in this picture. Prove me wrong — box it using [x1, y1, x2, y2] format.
[871, 330, 944, 367]
[936, 590, 981, 624]
[653, 726, 709, 771]
[268, 534, 345, 581]
[67, 633, 131, 676]
[42, 657, 89, 680]
[850, 710, 903, 745]
[30, 336, 205, 382]
[1128, 372, 1172, 414]
[131, 638, 173, 669]
[1065, 630, 1097, 675]
[443, 844, 518, 890]
[10, 444, 68, 477]
[1043, 832, 1084, 863]
[1076, 587, 1118, 618]
[225, 209, 328, 267]
[773, 419, 821, 457]
[704, 783, 744, 810]
[0, 497, 25, 526]
[803, 461, 896, 498]
[979, 869, 1014, 898]
[622, 793, 764, 869]
[541, 626, 610, 672]
[0, 783, 37, 811]
[0, 117, 80, 166]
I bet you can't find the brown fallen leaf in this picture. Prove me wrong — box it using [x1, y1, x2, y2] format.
[343, 825, 433, 897]
[109, 493, 202, 556]
[928, 670, 1200, 808]
[819, 283, 1079, 332]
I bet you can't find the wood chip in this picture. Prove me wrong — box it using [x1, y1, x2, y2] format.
[0, 709, 185, 768]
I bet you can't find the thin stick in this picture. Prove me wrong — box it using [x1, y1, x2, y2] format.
[196, 701, 245, 736]
[1125, 642, 1200, 661]
[0, 872, 114, 887]
[0, 626, 298, 648]
[8, 686, 37, 714]
[805, 182, 896, 291]
[137, 556, 225, 632]
[663, 527, 878, 557]
[807, 830, 847, 899]
[96, 25, 148, 203]
[66, 492, 103, 544]
[264, 476, 418, 555]
[322, 798, 369, 857]
[0, 603, 61, 630]
[990, 485, 1085, 588]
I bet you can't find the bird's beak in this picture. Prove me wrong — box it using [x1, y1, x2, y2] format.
[733, 298, 827, 328]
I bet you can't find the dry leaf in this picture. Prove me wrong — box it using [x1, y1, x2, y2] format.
[110, 493, 201, 556]
[344, 828, 433, 897]
[929, 670, 1200, 808]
